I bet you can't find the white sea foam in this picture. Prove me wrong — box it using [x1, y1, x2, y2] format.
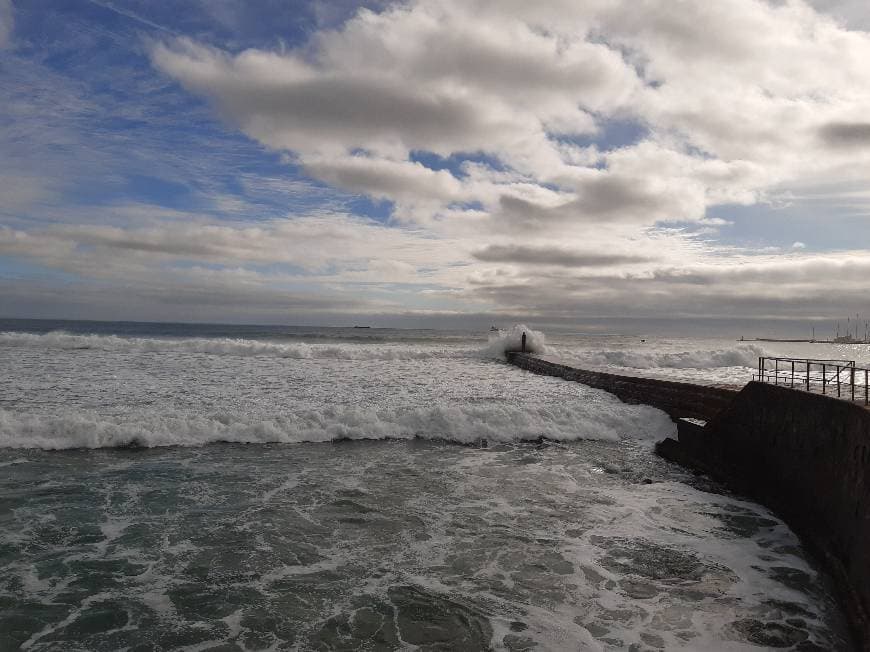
[0, 457, 29, 467]
[554, 343, 766, 370]
[0, 325, 550, 362]
[0, 400, 674, 450]
[0, 331, 466, 361]
[0, 325, 682, 451]
[0, 324, 848, 649]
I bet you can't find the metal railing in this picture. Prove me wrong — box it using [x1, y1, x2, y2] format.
[754, 356, 870, 405]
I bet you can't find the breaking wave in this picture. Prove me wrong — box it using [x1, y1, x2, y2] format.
[0, 401, 674, 450]
[0, 326, 552, 362]
[562, 344, 765, 370]
[0, 331, 467, 361]
[484, 324, 548, 358]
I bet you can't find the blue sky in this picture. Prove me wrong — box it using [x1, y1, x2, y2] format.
[4, 1, 354, 219]
[2, 0, 870, 331]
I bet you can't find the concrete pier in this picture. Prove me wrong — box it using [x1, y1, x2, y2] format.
[506, 352, 870, 650]
[506, 352, 737, 421]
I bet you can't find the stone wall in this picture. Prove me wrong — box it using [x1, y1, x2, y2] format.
[506, 352, 737, 421]
[661, 381, 870, 648]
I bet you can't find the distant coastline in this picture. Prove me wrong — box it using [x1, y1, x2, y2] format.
[742, 338, 870, 344]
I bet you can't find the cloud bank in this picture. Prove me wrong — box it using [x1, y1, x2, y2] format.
[3, 0, 870, 328]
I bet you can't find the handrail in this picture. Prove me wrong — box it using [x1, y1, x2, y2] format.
[759, 356, 854, 366]
[754, 356, 869, 405]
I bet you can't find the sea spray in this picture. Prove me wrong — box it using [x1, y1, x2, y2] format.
[551, 344, 767, 370]
[484, 324, 548, 358]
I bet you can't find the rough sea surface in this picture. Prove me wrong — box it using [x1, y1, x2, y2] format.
[0, 320, 855, 650]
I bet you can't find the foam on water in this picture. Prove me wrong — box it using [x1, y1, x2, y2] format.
[0, 321, 853, 649]
[0, 330, 469, 361]
[0, 323, 678, 451]
[0, 441, 849, 650]
[545, 335, 870, 386]
[552, 343, 766, 370]
[0, 399, 675, 450]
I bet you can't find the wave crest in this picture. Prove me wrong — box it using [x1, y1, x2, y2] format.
[565, 344, 765, 370]
[0, 400, 674, 450]
[0, 331, 465, 361]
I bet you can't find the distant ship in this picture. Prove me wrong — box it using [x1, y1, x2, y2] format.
[489, 326, 500, 332]
[352, 326, 371, 329]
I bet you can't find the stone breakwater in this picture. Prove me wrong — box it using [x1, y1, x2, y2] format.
[506, 352, 870, 650]
[505, 352, 738, 421]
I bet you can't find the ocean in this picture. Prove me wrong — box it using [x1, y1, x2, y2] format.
[0, 319, 859, 650]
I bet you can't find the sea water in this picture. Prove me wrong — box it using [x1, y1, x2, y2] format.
[0, 319, 855, 650]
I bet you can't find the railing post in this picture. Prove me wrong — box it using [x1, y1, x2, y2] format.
[751, 357, 870, 403]
[851, 366, 855, 401]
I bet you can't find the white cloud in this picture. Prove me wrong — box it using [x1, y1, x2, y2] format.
[8, 0, 870, 323]
[151, 0, 870, 228]
[302, 154, 466, 204]
[0, 212, 473, 285]
[466, 251, 870, 319]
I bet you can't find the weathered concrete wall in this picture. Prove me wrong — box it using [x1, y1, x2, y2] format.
[660, 381, 870, 648]
[506, 352, 737, 421]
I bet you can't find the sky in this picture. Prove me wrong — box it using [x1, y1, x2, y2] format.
[2, 0, 870, 334]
